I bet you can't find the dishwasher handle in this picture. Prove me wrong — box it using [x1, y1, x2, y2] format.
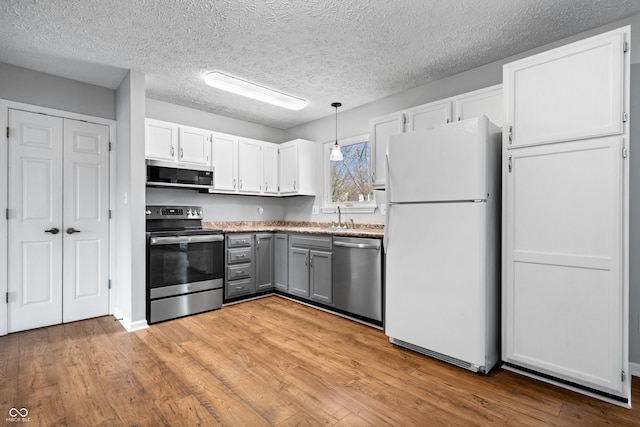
[333, 241, 380, 250]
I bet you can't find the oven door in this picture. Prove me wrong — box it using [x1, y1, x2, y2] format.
[148, 234, 224, 297]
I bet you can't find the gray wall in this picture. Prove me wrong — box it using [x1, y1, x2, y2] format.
[279, 14, 640, 365]
[0, 62, 116, 120]
[115, 69, 147, 329]
[146, 98, 286, 143]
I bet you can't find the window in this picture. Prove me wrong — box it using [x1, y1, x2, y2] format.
[323, 134, 375, 213]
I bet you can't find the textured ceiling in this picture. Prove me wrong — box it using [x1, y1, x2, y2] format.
[1, 0, 640, 129]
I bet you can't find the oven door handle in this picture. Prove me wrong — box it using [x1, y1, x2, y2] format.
[150, 235, 224, 245]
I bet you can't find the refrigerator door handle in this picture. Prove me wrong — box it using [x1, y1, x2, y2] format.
[384, 152, 391, 254]
[384, 203, 391, 254]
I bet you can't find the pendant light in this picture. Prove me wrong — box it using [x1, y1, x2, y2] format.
[329, 102, 343, 161]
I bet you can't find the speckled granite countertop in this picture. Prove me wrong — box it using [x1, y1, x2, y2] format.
[203, 221, 384, 238]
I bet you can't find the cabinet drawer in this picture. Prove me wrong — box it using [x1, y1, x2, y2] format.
[290, 234, 332, 251]
[227, 234, 252, 247]
[227, 278, 253, 297]
[227, 247, 252, 264]
[227, 264, 251, 280]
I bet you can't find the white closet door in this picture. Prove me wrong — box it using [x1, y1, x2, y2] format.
[504, 137, 624, 396]
[7, 110, 64, 332]
[62, 119, 110, 323]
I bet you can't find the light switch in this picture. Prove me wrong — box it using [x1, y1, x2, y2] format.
[312, 205, 319, 214]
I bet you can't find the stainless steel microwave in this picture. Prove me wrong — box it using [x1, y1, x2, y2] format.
[146, 159, 214, 190]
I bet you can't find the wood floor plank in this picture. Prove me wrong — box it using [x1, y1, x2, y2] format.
[1, 296, 640, 426]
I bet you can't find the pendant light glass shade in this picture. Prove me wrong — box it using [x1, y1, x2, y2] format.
[329, 102, 343, 161]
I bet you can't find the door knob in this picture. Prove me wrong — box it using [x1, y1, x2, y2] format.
[66, 227, 81, 234]
[45, 227, 60, 235]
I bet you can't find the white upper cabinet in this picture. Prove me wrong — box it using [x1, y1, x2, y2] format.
[263, 142, 279, 195]
[178, 126, 211, 165]
[237, 138, 263, 194]
[370, 85, 503, 189]
[504, 30, 625, 148]
[279, 139, 316, 195]
[145, 119, 212, 166]
[405, 100, 452, 131]
[455, 84, 503, 127]
[370, 113, 405, 189]
[145, 119, 178, 162]
[211, 132, 238, 192]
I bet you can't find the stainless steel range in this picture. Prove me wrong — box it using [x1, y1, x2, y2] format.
[146, 205, 224, 324]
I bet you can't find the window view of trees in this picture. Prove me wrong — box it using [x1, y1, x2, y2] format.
[330, 140, 373, 203]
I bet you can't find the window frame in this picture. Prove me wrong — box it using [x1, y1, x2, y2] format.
[322, 133, 376, 214]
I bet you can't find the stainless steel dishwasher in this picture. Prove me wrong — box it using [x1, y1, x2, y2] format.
[333, 236, 383, 322]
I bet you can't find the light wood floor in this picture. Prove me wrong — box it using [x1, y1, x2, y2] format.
[1, 296, 639, 426]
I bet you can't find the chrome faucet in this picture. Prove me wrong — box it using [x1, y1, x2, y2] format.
[337, 206, 342, 228]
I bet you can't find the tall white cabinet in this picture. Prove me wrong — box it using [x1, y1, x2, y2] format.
[502, 27, 630, 405]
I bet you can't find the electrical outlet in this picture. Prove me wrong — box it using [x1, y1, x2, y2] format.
[380, 204, 386, 215]
[312, 205, 319, 214]
[257, 206, 264, 215]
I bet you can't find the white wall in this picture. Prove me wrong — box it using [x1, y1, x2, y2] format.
[115, 70, 147, 331]
[0, 62, 116, 120]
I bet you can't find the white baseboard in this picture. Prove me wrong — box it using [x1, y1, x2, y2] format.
[113, 308, 149, 332]
[630, 362, 640, 378]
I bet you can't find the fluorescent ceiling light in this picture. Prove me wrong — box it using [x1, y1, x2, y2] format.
[204, 72, 308, 111]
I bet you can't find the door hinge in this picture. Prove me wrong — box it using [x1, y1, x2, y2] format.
[6, 126, 9, 138]
[5, 292, 8, 304]
[623, 41, 629, 53]
[623, 112, 628, 123]
[623, 147, 628, 158]
[108, 279, 112, 290]
[5, 208, 8, 220]
[508, 125, 513, 144]
[108, 209, 112, 219]
[402, 114, 408, 125]
[622, 371, 626, 382]
[109, 142, 112, 151]
[508, 154, 513, 173]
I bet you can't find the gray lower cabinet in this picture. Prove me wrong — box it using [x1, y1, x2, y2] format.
[310, 250, 332, 304]
[226, 234, 254, 298]
[255, 233, 274, 291]
[289, 234, 332, 305]
[274, 233, 289, 292]
[289, 247, 310, 297]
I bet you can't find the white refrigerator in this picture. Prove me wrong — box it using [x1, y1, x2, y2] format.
[384, 116, 501, 373]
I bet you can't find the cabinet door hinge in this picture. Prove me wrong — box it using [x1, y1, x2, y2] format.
[108, 279, 112, 290]
[623, 147, 628, 159]
[623, 112, 628, 123]
[108, 209, 112, 219]
[5, 292, 8, 304]
[5, 208, 8, 220]
[623, 41, 629, 53]
[508, 154, 513, 173]
[508, 125, 513, 144]
[622, 371, 626, 382]
[6, 126, 9, 139]
[109, 142, 112, 151]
